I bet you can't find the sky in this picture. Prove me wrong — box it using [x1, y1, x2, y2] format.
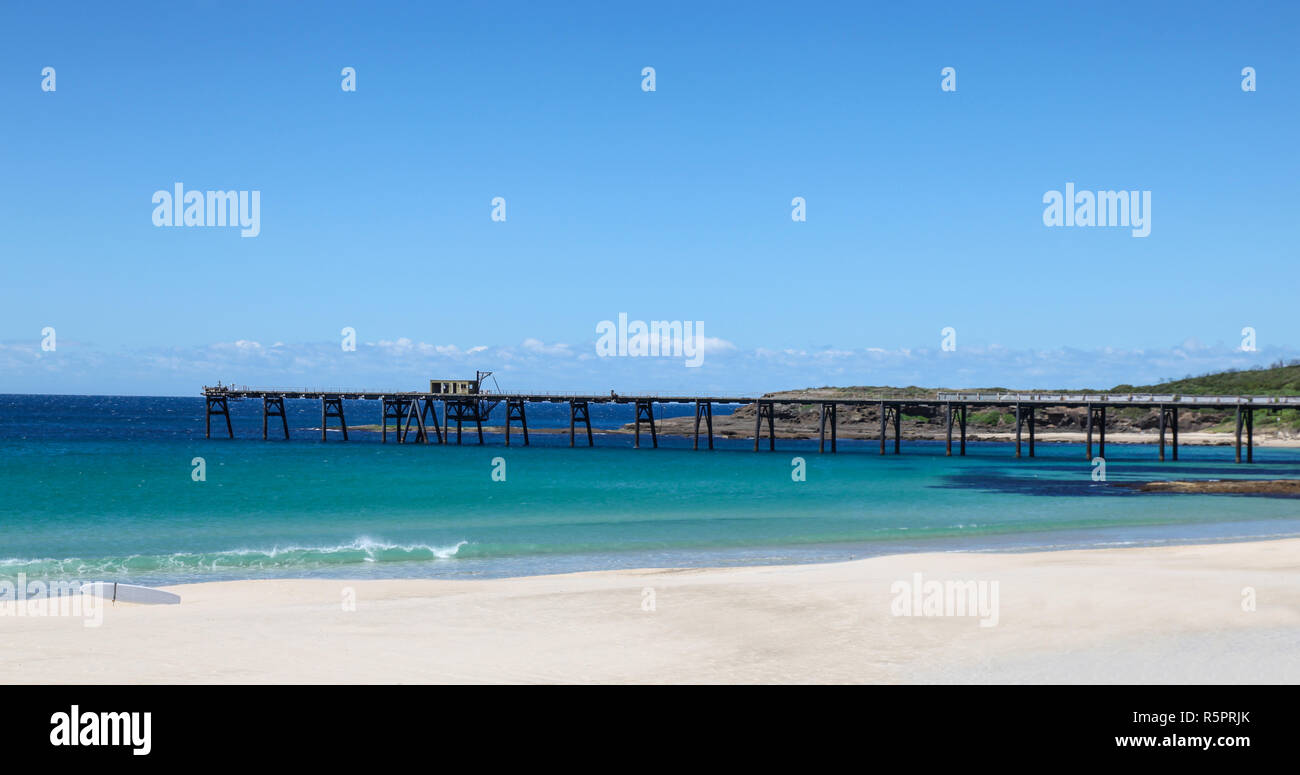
[1, 1, 1297, 395]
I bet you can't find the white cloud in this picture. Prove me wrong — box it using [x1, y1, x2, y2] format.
[1, 337, 1295, 397]
[698, 336, 736, 353]
[521, 338, 572, 355]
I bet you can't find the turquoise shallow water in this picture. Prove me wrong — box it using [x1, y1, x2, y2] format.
[1, 395, 1298, 585]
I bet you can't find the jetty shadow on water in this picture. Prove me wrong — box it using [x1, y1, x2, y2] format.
[935, 470, 1141, 498]
[936, 461, 1300, 498]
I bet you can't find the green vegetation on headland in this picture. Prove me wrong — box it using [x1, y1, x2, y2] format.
[1116, 361, 1300, 396]
[1123, 363, 1300, 432]
[798, 362, 1300, 399]
[1207, 409, 1300, 433]
[968, 410, 1014, 426]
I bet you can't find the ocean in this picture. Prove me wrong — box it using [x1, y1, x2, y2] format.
[1, 394, 1298, 586]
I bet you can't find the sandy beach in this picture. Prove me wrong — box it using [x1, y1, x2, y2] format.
[970, 430, 1300, 447]
[3, 539, 1297, 684]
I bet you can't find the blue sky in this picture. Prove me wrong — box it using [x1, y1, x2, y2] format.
[2, 1, 1298, 395]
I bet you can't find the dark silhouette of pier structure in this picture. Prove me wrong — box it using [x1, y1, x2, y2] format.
[202, 387, 1300, 463]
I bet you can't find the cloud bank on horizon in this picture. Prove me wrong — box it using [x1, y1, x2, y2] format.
[2, 337, 1292, 397]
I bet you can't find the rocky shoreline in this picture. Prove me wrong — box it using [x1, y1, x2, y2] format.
[1127, 480, 1300, 495]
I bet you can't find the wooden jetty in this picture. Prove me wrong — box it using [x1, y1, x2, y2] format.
[203, 386, 1300, 463]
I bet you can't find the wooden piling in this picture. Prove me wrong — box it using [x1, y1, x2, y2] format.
[755, 401, 775, 451]
[1171, 407, 1178, 460]
[818, 402, 836, 453]
[423, 398, 443, 444]
[945, 403, 953, 456]
[411, 398, 429, 444]
[571, 400, 593, 447]
[958, 404, 966, 456]
[262, 396, 288, 440]
[1098, 406, 1106, 459]
[694, 400, 713, 450]
[1235, 406, 1243, 463]
[320, 397, 348, 441]
[1246, 407, 1253, 463]
[892, 405, 900, 454]
[506, 399, 528, 446]
[1158, 405, 1167, 461]
[634, 399, 657, 448]
[879, 401, 886, 455]
[205, 395, 233, 440]
[1086, 404, 1093, 459]
[1015, 403, 1023, 458]
[1027, 405, 1035, 457]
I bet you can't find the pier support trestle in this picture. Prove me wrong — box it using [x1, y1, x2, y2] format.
[634, 399, 657, 448]
[205, 395, 233, 439]
[818, 402, 837, 453]
[694, 400, 713, 450]
[380, 397, 402, 443]
[404, 398, 436, 444]
[879, 402, 901, 455]
[505, 399, 529, 446]
[1158, 406, 1179, 461]
[445, 399, 485, 445]
[320, 396, 348, 441]
[1235, 406, 1254, 463]
[570, 400, 593, 447]
[262, 396, 289, 440]
[1014, 404, 1035, 458]
[945, 403, 967, 456]
[382, 397, 441, 444]
[1085, 405, 1106, 460]
[754, 400, 775, 451]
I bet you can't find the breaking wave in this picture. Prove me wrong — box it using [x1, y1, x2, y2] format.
[0, 538, 470, 582]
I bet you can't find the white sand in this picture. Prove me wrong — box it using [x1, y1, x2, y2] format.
[3, 539, 1297, 684]
[971, 430, 1300, 447]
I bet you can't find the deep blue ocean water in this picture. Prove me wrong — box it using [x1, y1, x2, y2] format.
[1, 394, 1298, 585]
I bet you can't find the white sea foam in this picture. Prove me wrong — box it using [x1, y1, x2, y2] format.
[0, 538, 472, 582]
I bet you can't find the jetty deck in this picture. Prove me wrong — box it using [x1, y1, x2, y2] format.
[203, 387, 1300, 463]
